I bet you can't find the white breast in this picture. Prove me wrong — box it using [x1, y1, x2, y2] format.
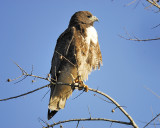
[85, 26, 98, 44]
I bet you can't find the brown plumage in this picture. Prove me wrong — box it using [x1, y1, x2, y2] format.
[48, 11, 102, 120]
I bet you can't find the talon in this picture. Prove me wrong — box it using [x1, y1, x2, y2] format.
[84, 85, 89, 92]
[73, 76, 89, 92]
[79, 82, 88, 92]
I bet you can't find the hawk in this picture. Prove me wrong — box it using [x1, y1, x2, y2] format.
[48, 11, 102, 120]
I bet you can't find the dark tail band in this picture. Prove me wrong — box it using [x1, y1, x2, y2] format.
[48, 109, 58, 120]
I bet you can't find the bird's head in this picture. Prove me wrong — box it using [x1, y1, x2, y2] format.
[69, 11, 98, 27]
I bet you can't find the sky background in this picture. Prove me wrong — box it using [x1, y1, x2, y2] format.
[0, 0, 160, 128]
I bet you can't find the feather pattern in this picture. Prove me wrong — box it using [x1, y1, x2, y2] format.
[48, 11, 102, 120]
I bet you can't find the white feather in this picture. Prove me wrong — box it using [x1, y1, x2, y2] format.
[85, 26, 98, 44]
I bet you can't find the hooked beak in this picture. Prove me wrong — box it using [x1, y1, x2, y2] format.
[91, 15, 99, 22]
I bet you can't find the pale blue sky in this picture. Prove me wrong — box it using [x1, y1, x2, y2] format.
[0, 1, 160, 128]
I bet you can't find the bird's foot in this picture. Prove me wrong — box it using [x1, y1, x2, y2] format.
[74, 76, 89, 92]
[80, 83, 89, 92]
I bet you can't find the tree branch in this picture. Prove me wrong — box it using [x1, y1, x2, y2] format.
[143, 113, 160, 128]
[2, 63, 138, 128]
[0, 83, 79, 101]
[0, 84, 49, 101]
[44, 118, 132, 128]
[146, 0, 160, 9]
[119, 34, 160, 42]
[88, 88, 138, 128]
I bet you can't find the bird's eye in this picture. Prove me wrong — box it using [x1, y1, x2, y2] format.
[87, 15, 91, 18]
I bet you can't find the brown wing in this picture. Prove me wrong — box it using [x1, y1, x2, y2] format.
[87, 41, 102, 70]
[50, 27, 75, 80]
[48, 27, 76, 120]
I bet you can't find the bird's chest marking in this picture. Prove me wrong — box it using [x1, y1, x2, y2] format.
[85, 26, 98, 44]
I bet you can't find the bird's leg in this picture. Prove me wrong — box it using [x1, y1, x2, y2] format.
[74, 75, 89, 92]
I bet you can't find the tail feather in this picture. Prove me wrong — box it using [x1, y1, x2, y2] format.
[48, 109, 58, 120]
[48, 77, 73, 120]
[48, 97, 67, 120]
[49, 97, 67, 110]
[59, 98, 66, 109]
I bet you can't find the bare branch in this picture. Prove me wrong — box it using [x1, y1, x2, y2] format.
[146, 0, 160, 9]
[41, 89, 50, 101]
[93, 94, 112, 104]
[14, 61, 27, 74]
[7, 62, 54, 83]
[143, 113, 160, 128]
[39, 118, 50, 127]
[76, 121, 80, 128]
[150, 107, 156, 128]
[88, 88, 138, 128]
[7, 74, 24, 82]
[0, 85, 138, 127]
[72, 90, 85, 100]
[2, 63, 78, 101]
[55, 50, 76, 67]
[44, 118, 132, 128]
[144, 86, 160, 99]
[0, 82, 80, 101]
[14, 75, 27, 84]
[119, 34, 160, 41]
[0, 84, 49, 101]
[88, 106, 92, 119]
[112, 106, 127, 113]
[125, 0, 138, 7]
[152, 23, 160, 29]
[3, 63, 138, 128]
[31, 65, 34, 75]
[138, 120, 160, 125]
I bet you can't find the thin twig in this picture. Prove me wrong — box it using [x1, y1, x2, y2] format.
[152, 23, 160, 29]
[94, 94, 112, 104]
[138, 120, 160, 125]
[41, 89, 50, 101]
[14, 75, 27, 84]
[110, 122, 113, 127]
[143, 113, 160, 128]
[0, 83, 79, 101]
[31, 65, 34, 75]
[14, 61, 27, 74]
[144, 86, 160, 99]
[88, 106, 92, 119]
[150, 107, 156, 128]
[55, 51, 75, 67]
[8, 63, 53, 84]
[39, 118, 50, 127]
[72, 90, 85, 100]
[119, 34, 160, 41]
[125, 0, 137, 6]
[146, 0, 160, 9]
[76, 121, 79, 128]
[38, 118, 45, 128]
[114, 106, 127, 111]
[9, 74, 24, 82]
[0, 84, 49, 101]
